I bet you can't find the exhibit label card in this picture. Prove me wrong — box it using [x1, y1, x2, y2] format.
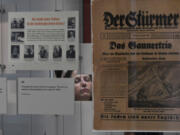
[8, 12, 79, 70]
[92, 0, 180, 131]
[0, 78, 7, 114]
[18, 78, 74, 115]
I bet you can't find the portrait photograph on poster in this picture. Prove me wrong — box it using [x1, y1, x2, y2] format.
[11, 32, 24, 42]
[53, 45, 62, 59]
[38, 45, 49, 60]
[66, 45, 76, 59]
[11, 45, 20, 59]
[54, 70, 93, 101]
[68, 30, 75, 41]
[11, 18, 25, 29]
[24, 45, 34, 59]
[68, 17, 76, 29]
[74, 74, 92, 101]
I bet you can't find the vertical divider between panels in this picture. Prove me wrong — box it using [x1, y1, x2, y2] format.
[30, 114, 32, 135]
[16, 75, 18, 115]
[55, 115, 59, 135]
[55, 115, 64, 135]
[62, 116, 64, 135]
[50, 0, 58, 134]
[0, 0, 2, 74]
[1, 115, 4, 135]
[29, 0, 32, 132]
[54, 2, 60, 134]
[80, 0, 83, 132]
[79, 3, 83, 134]
[29, 70, 32, 135]
[54, 0, 65, 134]
[29, 0, 31, 11]
[0, 0, 4, 75]
[80, 0, 84, 134]
[55, 0, 64, 11]
[1, 0, 6, 73]
[80, 102, 82, 135]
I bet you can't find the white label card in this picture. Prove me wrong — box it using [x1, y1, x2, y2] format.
[0, 78, 7, 114]
[18, 78, 74, 115]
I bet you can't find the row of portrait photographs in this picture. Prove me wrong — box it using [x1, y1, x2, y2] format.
[11, 45, 76, 60]
[11, 18, 25, 29]
[11, 32, 24, 43]
[68, 17, 76, 29]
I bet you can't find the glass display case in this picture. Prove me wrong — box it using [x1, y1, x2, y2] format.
[0, 0, 179, 135]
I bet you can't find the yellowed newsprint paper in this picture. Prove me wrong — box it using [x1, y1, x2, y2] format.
[92, 0, 180, 131]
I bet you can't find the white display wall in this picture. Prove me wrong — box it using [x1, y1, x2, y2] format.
[0, 0, 177, 135]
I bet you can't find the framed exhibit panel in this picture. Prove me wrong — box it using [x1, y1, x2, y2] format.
[0, 0, 179, 134]
[92, 0, 180, 131]
[8, 12, 79, 71]
[0, 0, 99, 135]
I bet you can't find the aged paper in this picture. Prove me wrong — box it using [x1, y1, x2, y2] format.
[92, 0, 180, 131]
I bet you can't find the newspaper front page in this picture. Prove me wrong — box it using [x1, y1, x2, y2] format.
[92, 0, 180, 131]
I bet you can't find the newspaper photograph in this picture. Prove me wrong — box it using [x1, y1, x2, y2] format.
[8, 12, 79, 70]
[92, 0, 180, 131]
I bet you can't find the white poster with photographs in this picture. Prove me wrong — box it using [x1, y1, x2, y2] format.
[8, 12, 79, 70]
